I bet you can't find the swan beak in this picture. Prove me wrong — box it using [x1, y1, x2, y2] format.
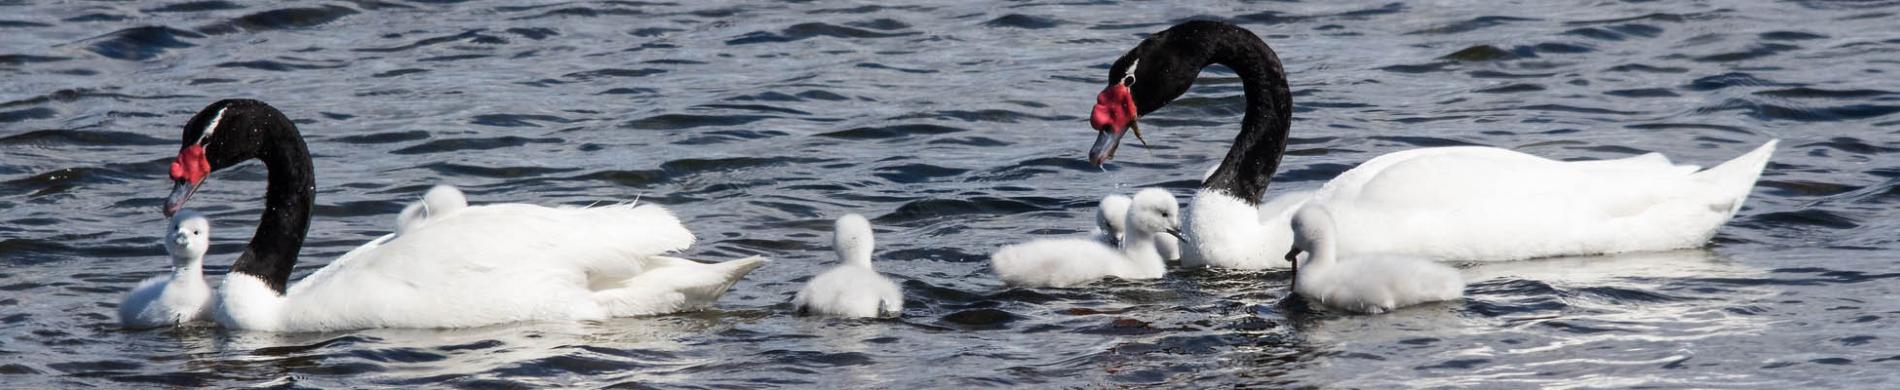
[1284, 247, 1302, 290]
[1089, 125, 1127, 166]
[164, 180, 199, 217]
[1164, 227, 1187, 244]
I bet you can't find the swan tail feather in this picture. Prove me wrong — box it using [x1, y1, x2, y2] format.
[1692, 139, 1778, 215]
[651, 255, 769, 279]
[592, 255, 766, 317]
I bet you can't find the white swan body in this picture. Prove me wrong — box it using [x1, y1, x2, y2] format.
[1291, 205, 1464, 314]
[1180, 189, 1311, 269]
[1182, 140, 1778, 268]
[120, 211, 215, 329]
[216, 191, 767, 332]
[991, 188, 1180, 288]
[792, 214, 904, 318]
[1095, 194, 1181, 262]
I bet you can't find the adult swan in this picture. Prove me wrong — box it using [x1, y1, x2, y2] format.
[1086, 21, 1776, 269]
[163, 99, 767, 332]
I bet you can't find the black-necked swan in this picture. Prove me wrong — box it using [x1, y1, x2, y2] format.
[990, 188, 1181, 288]
[119, 210, 216, 329]
[1086, 21, 1779, 269]
[791, 214, 903, 318]
[1286, 205, 1464, 314]
[1092, 193, 1181, 262]
[1279, 141, 1776, 263]
[161, 99, 768, 332]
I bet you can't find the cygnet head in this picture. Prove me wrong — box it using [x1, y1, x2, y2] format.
[1095, 194, 1132, 243]
[834, 213, 875, 267]
[421, 184, 468, 215]
[1289, 205, 1337, 264]
[165, 210, 211, 266]
[1126, 188, 1182, 238]
[396, 202, 427, 234]
[397, 184, 469, 234]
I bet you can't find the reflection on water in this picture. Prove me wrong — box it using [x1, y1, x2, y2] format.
[1296, 250, 1781, 387]
[2, 0, 1898, 388]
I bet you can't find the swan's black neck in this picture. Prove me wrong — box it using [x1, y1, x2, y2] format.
[238, 136, 312, 295]
[199, 100, 313, 295]
[1195, 27, 1292, 204]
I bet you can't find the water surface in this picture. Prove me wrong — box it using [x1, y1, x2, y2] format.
[3, 0, 1898, 387]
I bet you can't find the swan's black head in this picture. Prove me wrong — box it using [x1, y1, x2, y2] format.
[1089, 21, 1235, 165]
[165, 99, 291, 216]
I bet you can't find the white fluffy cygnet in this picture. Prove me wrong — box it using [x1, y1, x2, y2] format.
[1289, 205, 1464, 314]
[119, 210, 216, 329]
[395, 184, 469, 236]
[1094, 194, 1181, 262]
[792, 214, 904, 318]
[990, 188, 1181, 288]
[1091, 194, 1131, 246]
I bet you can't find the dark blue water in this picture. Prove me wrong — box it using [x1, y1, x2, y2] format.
[3, 0, 1899, 387]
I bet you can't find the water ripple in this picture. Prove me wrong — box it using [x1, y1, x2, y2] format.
[197, 5, 358, 35]
[0, 1, 1894, 388]
[726, 22, 918, 45]
[80, 26, 203, 61]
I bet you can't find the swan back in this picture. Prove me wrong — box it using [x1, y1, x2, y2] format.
[1310, 141, 1778, 261]
[223, 202, 701, 332]
[834, 213, 875, 268]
